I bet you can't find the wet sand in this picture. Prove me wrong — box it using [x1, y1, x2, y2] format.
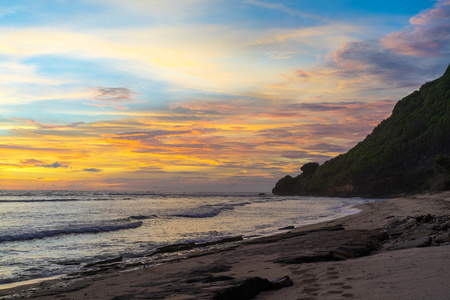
[1, 192, 449, 300]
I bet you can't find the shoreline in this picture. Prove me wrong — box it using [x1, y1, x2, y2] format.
[0, 197, 368, 291]
[1, 192, 449, 299]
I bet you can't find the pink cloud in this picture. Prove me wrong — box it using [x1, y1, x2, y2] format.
[331, 0, 450, 89]
[382, 0, 450, 57]
[86, 87, 142, 110]
[9, 117, 85, 129]
[20, 159, 45, 165]
[84, 102, 129, 110]
[92, 87, 137, 102]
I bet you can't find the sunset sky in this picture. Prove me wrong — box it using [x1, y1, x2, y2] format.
[1, 0, 449, 192]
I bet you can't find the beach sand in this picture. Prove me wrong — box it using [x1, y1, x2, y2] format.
[1, 192, 449, 300]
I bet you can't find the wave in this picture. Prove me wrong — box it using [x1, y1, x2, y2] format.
[0, 221, 143, 243]
[0, 199, 83, 203]
[0, 198, 119, 203]
[173, 202, 251, 218]
[173, 208, 224, 218]
[128, 215, 157, 220]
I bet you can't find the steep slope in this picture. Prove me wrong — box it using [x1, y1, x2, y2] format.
[273, 64, 450, 197]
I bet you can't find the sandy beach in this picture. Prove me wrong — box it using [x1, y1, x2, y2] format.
[1, 192, 449, 300]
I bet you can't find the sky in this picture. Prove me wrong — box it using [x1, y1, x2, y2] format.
[0, 0, 449, 192]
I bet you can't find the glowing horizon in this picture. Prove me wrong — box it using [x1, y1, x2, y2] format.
[1, 0, 449, 192]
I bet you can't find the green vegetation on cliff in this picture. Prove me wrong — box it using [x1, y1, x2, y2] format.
[273, 64, 450, 197]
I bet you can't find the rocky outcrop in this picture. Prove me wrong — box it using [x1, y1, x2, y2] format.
[273, 229, 386, 264]
[384, 214, 450, 250]
[272, 175, 296, 195]
[147, 236, 243, 256]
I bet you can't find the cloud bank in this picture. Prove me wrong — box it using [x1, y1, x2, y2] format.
[0, 0, 448, 191]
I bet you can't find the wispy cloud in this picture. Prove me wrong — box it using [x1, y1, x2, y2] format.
[93, 0, 215, 20]
[244, 0, 327, 22]
[0, 144, 71, 152]
[20, 159, 45, 165]
[87, 87, 141, 110]
[9, 118, 85, 130]
[0, 62, 64, 85]
[83, 168, 101, 172]
[36, 162, 69, 169]
[92, 87, 137, 102]
[266, 51, 294, 60]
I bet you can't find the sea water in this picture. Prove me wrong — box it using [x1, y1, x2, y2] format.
[0, 190, 377, 286]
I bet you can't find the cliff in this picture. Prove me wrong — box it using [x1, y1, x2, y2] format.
[273, 64, 450, 197]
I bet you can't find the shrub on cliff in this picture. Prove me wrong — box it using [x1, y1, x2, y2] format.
[301, 162, 319, 178]
[433, 154, 450, 191]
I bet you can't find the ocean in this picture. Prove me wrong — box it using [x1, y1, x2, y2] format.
[0, 190, 377, 287]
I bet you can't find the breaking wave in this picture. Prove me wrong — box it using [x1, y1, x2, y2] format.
[0, 221, 143, 243]
[173, 202, 251, 218]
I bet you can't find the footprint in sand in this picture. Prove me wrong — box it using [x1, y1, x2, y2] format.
[327, 290, 343, 294]
[302, 278, 318, 284]
[342, 285, 352, 289]
[290, 265, 356, 299]
[342, 293, 355, 298]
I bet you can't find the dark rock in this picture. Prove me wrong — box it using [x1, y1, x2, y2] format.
[323, 225, 345, 231]
[189, 265, 232, 276]
[83, 256, 122, 268]
[434, 232, 450, 244]
[388, 236, 431, 250]
[329, 249, 353, 261]
[275, 252, 331, 264]
[386, 220, 416, 236]
[385, 218, 407, 230]
[271, 276, 293, 290]
[278, 226, 295, 230]
[148, 243, 196, 256]
[213, 277, 273, 300]
[444, 220, 450, 230]
[330, 235, 383, 260]
[307, 224, 345, 233]
[415, 214, 434, 223]
[128, 215, 157, 220]
[244, 231, 306, 245]
[186, 275, 235, 284]
[53, 260, 82, 266]
[202, 276, 235, 283]
[149, 237, 243, 257]
[274, 230, 386, 264]
[400, 230, 430, 241]
[332, 245, 373, 259]
[196, 236, 243, 247]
